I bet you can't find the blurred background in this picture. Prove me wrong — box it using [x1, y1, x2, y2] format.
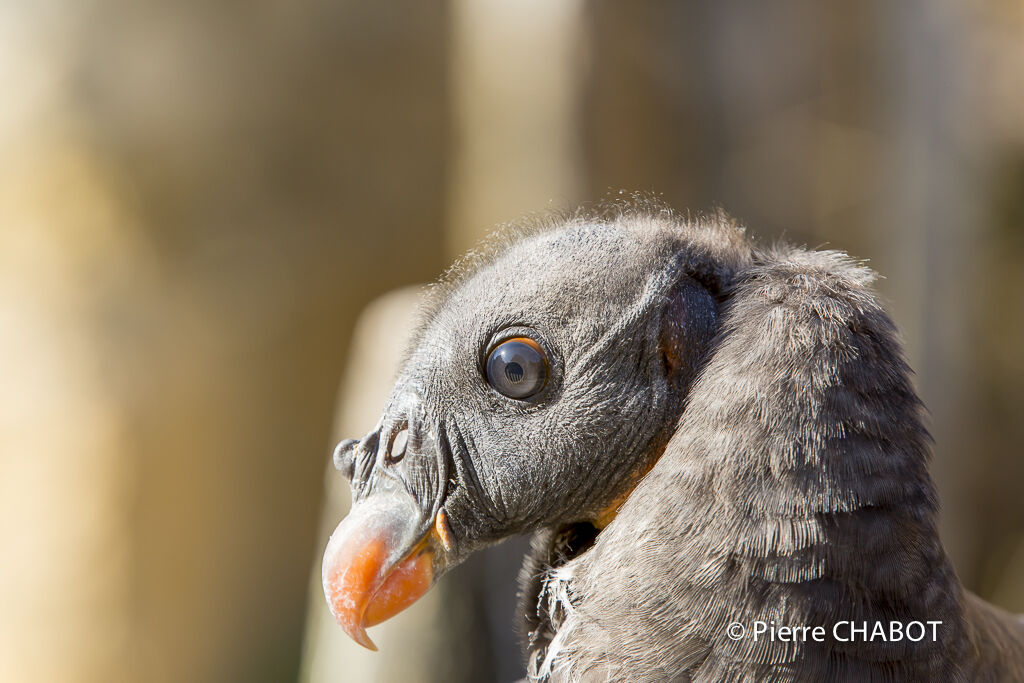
[2, 1, 1023, 682]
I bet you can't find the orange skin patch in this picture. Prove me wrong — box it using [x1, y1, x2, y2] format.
[434, 509, 454, 552]
[594, 486, 632, 529]
[593, 449, 663, 529]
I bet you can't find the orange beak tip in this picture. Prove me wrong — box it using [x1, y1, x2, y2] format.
[351, 627, 378, 652]
[324, 584, 379, 650]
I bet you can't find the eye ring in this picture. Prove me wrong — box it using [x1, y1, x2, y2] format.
[485, 336, 548, 400]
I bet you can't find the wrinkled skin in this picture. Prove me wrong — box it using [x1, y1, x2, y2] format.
[323, 213, 733, 649]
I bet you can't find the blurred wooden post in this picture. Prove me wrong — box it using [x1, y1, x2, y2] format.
[0, 135, 138, 683]
[873, 0, 980, 575]
[0, 7, 137, 680]
[2, 2, 451, 682]
[446, 0, 584, 256]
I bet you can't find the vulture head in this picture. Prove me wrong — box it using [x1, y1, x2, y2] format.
[322, 207, 1024, 680]
[323, 214, 740, 647]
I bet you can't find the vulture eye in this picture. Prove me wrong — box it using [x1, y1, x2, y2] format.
[485, 337, 548, 399]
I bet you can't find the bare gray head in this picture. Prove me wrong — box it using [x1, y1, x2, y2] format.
[321, 208, 751, 647]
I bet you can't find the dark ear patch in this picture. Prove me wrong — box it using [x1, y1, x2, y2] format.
[659, 277, 719, 392]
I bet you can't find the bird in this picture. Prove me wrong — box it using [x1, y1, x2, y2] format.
[321, 204, 1024, 682]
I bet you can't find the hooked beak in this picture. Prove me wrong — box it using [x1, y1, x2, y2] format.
[321, 490, 455, 650]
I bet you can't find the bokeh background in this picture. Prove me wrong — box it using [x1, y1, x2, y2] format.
[2, 1, 1023, 682]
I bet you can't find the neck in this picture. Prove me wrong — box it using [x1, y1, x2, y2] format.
[649, 251, 971, 675]
[523, 249, 976, 680]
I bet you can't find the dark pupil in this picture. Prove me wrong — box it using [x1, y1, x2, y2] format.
[504, 362, 524, 383]
[486, 339, 547, 399]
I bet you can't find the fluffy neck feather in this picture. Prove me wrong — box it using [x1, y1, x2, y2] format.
[522, 247, 977, 682]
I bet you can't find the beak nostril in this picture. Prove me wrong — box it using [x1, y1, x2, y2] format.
[333, 439, 358, 480]
[385, 424, 409, 464]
